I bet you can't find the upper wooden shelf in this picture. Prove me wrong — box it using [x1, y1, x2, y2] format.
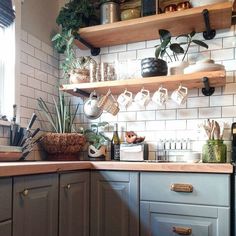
[75, 2, 232, 50]
[60, 70, 226, 97]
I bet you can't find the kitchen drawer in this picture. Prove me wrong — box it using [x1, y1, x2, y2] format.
[140, 172, 230, 206]
[0, 220, 12, 236]
[0, 178, 12, 221]
[140, 201, 230, 236]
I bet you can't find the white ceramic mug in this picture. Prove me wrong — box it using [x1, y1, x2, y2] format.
[171, 85, 188, 105]
[152, 87, 168, 106]
[134, 88, 150, 107]
[117, 90, 133, 107]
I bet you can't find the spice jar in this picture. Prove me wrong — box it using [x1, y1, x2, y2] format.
[177, 1, 191, 11]
[202, 140, 227, 163]
[164, 4, 177, 13]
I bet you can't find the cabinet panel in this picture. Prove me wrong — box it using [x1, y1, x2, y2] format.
[140, 201, 230, 236]
[90, 171, 139, 236]
[59, 171, 90, 236]
[0, 220, 11, 236]
[13, 174, 58, 236]
[140, 172, 230, 206]
[0, 178, 12, 221]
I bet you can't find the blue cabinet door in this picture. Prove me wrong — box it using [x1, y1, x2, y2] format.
[140, 201, 230, 236]
[90, 171, 139, 236]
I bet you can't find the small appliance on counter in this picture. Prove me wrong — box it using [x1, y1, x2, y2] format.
[120, 142, 148, 161]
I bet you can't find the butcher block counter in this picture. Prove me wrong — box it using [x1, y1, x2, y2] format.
[0, 161, 233, 177]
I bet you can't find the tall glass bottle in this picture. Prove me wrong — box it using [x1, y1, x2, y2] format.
[111, 123, 120, 160]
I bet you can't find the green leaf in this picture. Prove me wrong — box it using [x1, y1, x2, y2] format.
[53, 96, 62, 133]
[190, 30, 196, 38]
[155, 46, 162, 59]
[159, 29, 171, 41]
[170, 43, 184, 54]
[192, 39, 208, 49]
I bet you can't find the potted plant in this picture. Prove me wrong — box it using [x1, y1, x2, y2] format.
[155, 29, 208, 75]
[52, 0, 98, 79]
[37, 92, 86, 161]
[84, 122, 110, 160]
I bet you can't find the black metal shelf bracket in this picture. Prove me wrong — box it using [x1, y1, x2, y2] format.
[75, 35, 100, 56]
[202, 77, 215, 96]
[73, 88, 90, 98]
[202, 9, 216, 40]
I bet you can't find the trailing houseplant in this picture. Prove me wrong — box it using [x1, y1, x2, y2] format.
[37, 92, 86, 160]
[52, 0, 97, 79]
[83, 122, 110, 159]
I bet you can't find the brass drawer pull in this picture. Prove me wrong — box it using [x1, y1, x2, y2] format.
[22, 189, 29, 196]
[170, 183, 193, 193]
[66, 184, 71, 190]
[172, 226, 192, 235]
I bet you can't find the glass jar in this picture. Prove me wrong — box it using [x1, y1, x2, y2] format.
[202, 140, 227, 163]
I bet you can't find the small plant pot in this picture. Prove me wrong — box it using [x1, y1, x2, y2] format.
[141, 58, 168, 77]
[88, 145, 107, 160]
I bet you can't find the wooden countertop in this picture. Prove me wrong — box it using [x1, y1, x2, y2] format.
[0, 161, 233, 177]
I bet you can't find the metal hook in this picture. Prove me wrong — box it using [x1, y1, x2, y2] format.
[201, 77, 215, 96]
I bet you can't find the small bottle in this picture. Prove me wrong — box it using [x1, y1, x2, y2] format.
[111, 123, 120, 161]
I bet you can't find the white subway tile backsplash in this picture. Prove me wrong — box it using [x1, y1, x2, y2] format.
[21, 29, 27, 42]
[146, 121, 165, 131]
[20, 96, 28, 107]
[35, 69, 48, 82]
[109, 44, 127, 53]
[223, 83, 236, 94]
[199, 107, 221, 118]
[40, 62, 53, 75]
[127, 42, 146, 50]
[21, 41, 34, 55]
[222, 106, 236, 117]
[166, 120, 186, 130]
[211, 48, 234, 61]
[156, 110, 176, 120]
[35, 49, 48, 62]
[118, 112, 136, 121]
[42, 42, 54, 56]
[223, 36, 236, 49]
[101, 53, 118, 62]
[137, 48, 155, 59]
[20, 85, 35, 98]
[222, 60, 236, 71]
[21, 52, 28, 64]
[21, 63, 34, 77]
[200, 38, 222, 51]
[187, 97, 209, 108]
[210, 95, 233, 106]
[177, 108, 198, 119]
[27, 55, 41, 69]
[28, 34, 41, 49]
[28, 77, 41, 89]
[118, 51, 137, 61]
[20, 74, 28, 85]
[127, 121, 145, 131]
[146, 39, 160, 48]
[137, 111, 155, 121]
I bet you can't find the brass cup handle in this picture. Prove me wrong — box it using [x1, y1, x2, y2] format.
[170, 183, 193, 193]
[66, 184, 71, 190]
[22, 189, 29, 196]
[173, 226, 192, 235]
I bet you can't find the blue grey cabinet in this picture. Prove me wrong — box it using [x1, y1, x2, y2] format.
[13, 173, 58, 236]
[59, 171, 90, 236]
[90, 171, 139, 236]
[140, 172, 231, 236]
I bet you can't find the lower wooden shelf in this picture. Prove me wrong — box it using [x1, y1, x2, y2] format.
[60, 70, 226, 97]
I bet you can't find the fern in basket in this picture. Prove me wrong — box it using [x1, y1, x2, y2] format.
[37, 92, 79, 133]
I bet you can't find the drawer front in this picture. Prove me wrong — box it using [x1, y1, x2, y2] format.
[140, 202, 230, 236]
[0, 220, 12, 236]
[0, 178, 12, 221]
[140, 172, 230, 206]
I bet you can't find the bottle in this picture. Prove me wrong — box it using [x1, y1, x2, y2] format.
[111, 123, 120, 160]
[141, 0, 158, 16]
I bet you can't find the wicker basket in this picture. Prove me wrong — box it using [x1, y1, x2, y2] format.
[69, 68, 90, 83]
[98, 90, 120, 115]
[41, 133, 86, 161]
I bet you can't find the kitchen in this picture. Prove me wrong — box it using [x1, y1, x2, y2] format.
[0, 0, 235, 235]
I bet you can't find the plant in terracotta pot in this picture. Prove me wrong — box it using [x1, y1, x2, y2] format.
[155, 29, 208, 75]
[52, 0, 98, 79]
[37, 92, 86, 161]
[84, 122, 110, 160]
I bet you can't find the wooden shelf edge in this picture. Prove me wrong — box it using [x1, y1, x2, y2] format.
[60, 70, 226, 97]
[75, 2, 232, 49]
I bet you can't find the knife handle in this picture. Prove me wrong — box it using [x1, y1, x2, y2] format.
[27, 113, 37, 130]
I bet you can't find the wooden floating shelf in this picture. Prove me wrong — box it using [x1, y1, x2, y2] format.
[60, 70, 226, 97]
[75, 2, 232, 50]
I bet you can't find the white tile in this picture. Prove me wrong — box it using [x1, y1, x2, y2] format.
[41, 82, 56, 95]
[35, 49, 48, 62]
[35, 69, 47, 82]
[223, 36, 236, 49]
[47, 55, 59, 68]
[21, 107, 35, 118]
[75, 48, 91, 57]
[20, 52, 28, 63]
[101, 53, 118, 62]
[215, 26, 235, 38]
[118, 51, 137, 61]
[222, 106, 236, 117]
[21, 29, 28, 42]
[200, 38, 222, 51]
[41, 42, 54, 56]
[226, 71, 234, 83]
[177, 109, 198, 119]
[222, 60, 236, 71]
[47, 74, 58, 85]
[166, 120, 186, 130]
[20, 85, 35, 98]
[137, 111, 155, 121]
[35, 90, 48, 101]
[223, 83, 236, 95]
[20, 96, 28, 107]
[210, 95, 233, 106]
[137, 48, 155, 59]
[100, 47, 109, 54]
[127, 42, 145, 50]
[21, 41, 34, 55]
[187, 96, 209, 108]
[126, 121, 145, 131]
[27, 55, 41, 69]
[118, 112, 136, 121]
[126, 102, 145, 111]
[40, 62, 53, 75]
[21, 63, 34, 77]
[146, 39, 160, 48]
[165, 99, 186, 109]
[146, 121, 165, 131]
[109, 44, 126, 53]
[20, 73, 28, 85]
[211, 48, 234, 61]
[28, 77, 41, 89]
[28, 34, 41, 49]
[27, 97, 38, 109]
[199, 107, 221, 118]
[156, 110, 176, 120]
[186, 119, 205, 130]
[100, 112, 118, 122]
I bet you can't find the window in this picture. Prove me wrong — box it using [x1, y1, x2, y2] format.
[0, 0, 20, 120]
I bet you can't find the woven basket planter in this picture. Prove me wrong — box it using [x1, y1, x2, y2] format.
[41, 133, 86, 161]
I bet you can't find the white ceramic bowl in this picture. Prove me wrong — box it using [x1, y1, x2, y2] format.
[190, 0, 228, 7]
[184, 152, 201, 163]
[184, 62, 224, 74]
